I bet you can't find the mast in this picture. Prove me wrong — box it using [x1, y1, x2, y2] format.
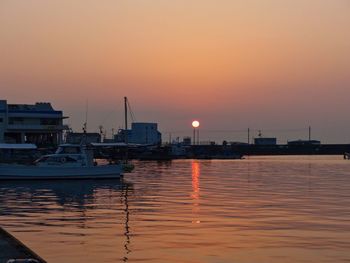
[124, 97, 128, 161]
[124, 97, 128, 135]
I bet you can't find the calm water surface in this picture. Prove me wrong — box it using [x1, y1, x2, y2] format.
[1, 156, 350, 262]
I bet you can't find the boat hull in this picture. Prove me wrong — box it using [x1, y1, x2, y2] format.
[0, 165, 123, 180]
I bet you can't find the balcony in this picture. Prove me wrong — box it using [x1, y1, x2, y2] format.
[6, 124, 69, 131]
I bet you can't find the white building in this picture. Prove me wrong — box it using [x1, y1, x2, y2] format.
[0, 100, 67, 146]
[115, 122, 161, 145]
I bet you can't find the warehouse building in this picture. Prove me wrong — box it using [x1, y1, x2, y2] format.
[114, 122, 161, 145]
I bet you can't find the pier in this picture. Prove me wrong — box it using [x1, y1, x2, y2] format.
[0, 227, 46, 263]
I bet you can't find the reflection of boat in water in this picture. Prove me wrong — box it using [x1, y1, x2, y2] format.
[0, 144, 123, 180]
[0, 179, 133, 261]
[0, 179, 132, 209]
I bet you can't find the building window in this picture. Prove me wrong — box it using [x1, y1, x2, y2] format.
[8, 117, 23, 124]
[40, 119, 59, 125]
[0, 118, 3, 123]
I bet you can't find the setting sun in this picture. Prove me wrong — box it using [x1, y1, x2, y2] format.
[1, 1, 350, 262]
[192, 120, 200, 128]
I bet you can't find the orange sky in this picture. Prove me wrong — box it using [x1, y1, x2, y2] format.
[1, 0, 349, 143]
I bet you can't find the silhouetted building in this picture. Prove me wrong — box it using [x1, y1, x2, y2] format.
[66, 132, 101, 144]
[115, 122, 161, 145]
[0, 100, 67, 146]
[254, 137, 277, 145]
[230, 141, 249, 145]
[182, 137, 191, 145]
[288, 140, 321, 146]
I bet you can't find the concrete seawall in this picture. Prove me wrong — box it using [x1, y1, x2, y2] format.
[0, 227, 46, 263]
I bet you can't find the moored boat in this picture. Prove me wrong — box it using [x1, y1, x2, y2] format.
[0, 144, 123, 180]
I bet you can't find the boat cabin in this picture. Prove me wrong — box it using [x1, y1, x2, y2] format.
[35, 144, 94, 167]
[55, 144, 83, 154]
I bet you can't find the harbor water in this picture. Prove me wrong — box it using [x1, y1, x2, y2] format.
[0, 156, 350, 262]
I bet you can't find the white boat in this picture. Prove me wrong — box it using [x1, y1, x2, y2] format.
[0, 144, 123, 180]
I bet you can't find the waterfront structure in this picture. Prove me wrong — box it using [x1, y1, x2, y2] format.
[0, 227, 46, 263]
[288, 139, 321, 146]
[0, 143, 39, 164]
[183, 136, 192, 145]
[115, 122, 161, 145]
[0, 100, 67, 146]
[66, 132, 101, 144]
[254, 137, 277, 145]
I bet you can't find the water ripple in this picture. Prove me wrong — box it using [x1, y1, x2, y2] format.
[1, 156, 350, 262]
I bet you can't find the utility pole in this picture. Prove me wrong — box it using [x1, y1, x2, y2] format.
[197, 129, 199, 145]
[308, 126, 311, 141]
[193, 128, 196, 145]
[248, 128, 250, 144]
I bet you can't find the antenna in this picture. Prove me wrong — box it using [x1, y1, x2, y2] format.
[98, 125, 104, 143]
[83, 99, 88, 133]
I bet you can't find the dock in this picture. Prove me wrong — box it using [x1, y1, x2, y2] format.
[0, 227, 46, 263]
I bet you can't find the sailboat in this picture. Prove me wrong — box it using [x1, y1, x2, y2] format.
[91, 97, 135, 172]
[121, 97, 135, 172]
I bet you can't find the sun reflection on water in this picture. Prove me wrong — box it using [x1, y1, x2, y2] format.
[191, 160, 201, 224]
[1, 157, 350, 263]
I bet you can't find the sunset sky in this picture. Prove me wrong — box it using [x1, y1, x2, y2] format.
[1, 0, 349, 143]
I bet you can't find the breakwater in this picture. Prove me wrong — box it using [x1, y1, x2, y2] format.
[205, 143, 350, 156]
[93, 143, 350, 160]
[0, 227, 46, 263]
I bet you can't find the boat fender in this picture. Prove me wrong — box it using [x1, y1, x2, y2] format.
[61, 157, 66, 163]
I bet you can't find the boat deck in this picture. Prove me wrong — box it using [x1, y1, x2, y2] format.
[0, 227, 46, 263]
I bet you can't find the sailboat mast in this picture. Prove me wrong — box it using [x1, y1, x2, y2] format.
[124, 97, 129, 162]
[124, 97, 128, 143]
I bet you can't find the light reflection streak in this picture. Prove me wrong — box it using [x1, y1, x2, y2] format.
[121, 183, 131, 262]
[191, 160, 200, 224]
